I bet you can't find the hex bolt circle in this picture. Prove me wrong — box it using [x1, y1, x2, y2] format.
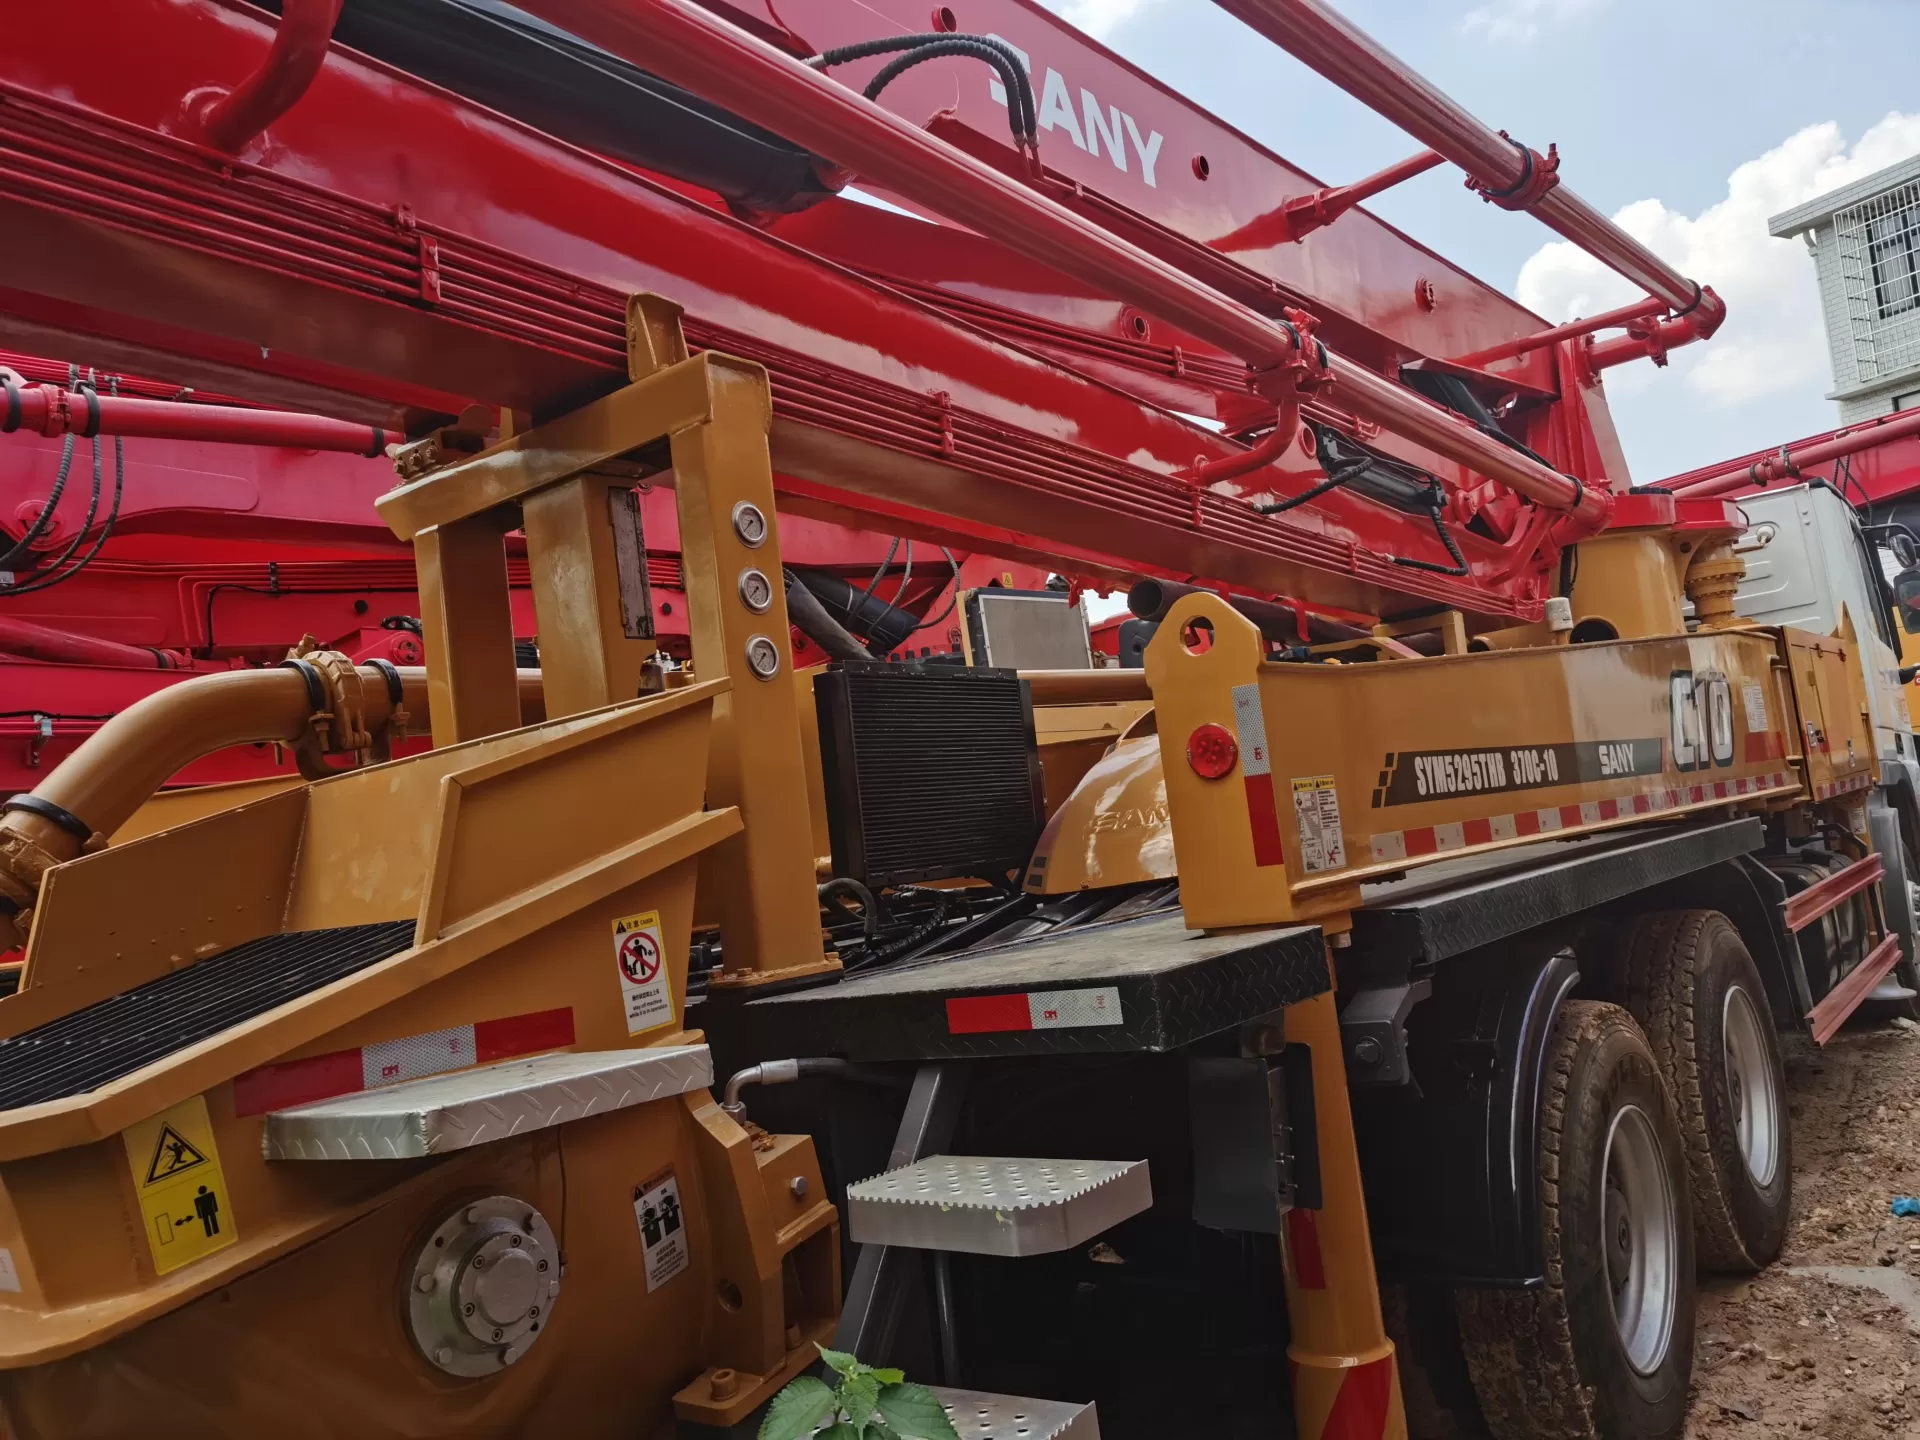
[1351, 1036, 1384, 1066]
[789, 1175, 809, 1200]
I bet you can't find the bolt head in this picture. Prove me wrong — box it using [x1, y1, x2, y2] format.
[789, 1175, 809, 1200]
[416, 1273, 436, 1293]
[436, 1347, 454, 1366]
[1352, 1036, 1384, 1066]
[465, 1206, 482, 1224]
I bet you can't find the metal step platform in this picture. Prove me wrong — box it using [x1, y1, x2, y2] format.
[727, 911, 1327, 1061]
[0, 920, 416, 1110]
[846, 1156, 1150, 1257]
[265, 1045, 713, 1159]
[929, 1387, 1098, 1439]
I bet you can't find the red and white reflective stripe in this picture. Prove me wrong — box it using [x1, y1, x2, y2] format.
[1814, 771, 1875, 801]
[1231, 683, 1287, 867]
[946, 986, 1123, 1035]
[232, 1007, 576, 1116]
[1369, 772, 1798, 864]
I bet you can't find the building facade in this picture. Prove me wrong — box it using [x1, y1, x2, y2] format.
[1771, 155, 1920, 423]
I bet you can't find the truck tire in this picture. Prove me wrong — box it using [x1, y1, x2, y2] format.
[1456, 1001, 1693, 1440]
[1618, 910, 1790, 1272]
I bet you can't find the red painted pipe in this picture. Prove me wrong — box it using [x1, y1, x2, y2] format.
[198, 0, 344, 153]
[0, 616, 176, 669]
[1451, 297, 1669, 370]
[0, 380, 387, 455]
[512, 0, 1609, 526]
[1262, 149, 1445, 246]
[1669, 408, 1920, 499]
[1214, 0, 1725, 342]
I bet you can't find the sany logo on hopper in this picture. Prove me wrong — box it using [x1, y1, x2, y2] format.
[985, 37, 1167, 187]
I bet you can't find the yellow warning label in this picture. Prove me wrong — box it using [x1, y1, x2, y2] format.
[121, 1096, 237, 1275]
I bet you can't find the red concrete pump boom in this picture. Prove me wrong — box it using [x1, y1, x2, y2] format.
[0, 0, 1728, 637]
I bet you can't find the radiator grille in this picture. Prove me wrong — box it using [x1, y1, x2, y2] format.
[0, 921, 415, 1110]
[816, 665, 1044, 887]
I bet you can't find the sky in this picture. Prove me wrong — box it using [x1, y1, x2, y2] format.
[1033, 0, 1920, 482]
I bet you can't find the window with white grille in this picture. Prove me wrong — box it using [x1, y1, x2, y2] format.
[1835, 180, 1920, 381]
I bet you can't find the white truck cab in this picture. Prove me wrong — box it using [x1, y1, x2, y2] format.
[1731, 481, 1913, 764]
[1732, 480, 1920, 1002]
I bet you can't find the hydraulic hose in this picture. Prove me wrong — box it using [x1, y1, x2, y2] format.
[796, 567, 920, 650]
[785, 571, 877, 662]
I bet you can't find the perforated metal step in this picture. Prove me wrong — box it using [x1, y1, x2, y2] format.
[846, 1156, 1151, 1257]
[0, 921, 415, 1110]
[929, 1387, 1098, 1439]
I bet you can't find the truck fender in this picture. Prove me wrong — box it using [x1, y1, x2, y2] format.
[1350, 944, 1579, 1288]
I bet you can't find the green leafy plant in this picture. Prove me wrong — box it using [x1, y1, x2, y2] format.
[758, 1346, 961, 1440]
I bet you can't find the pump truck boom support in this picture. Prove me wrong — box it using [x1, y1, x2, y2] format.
[0, 3, 1908, 1439]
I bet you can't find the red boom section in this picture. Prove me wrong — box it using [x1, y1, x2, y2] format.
[0, 0, 1641, 620]
[1664, 409, 1920, 504]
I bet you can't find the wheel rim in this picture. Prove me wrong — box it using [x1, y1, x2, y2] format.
[1603, 1104, 1679, 1376]
[1722, 983, 1781, 1187]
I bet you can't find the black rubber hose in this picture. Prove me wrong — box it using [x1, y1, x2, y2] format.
[811, 33, 1035, 143]
[861, 40, 1033, 145]
[792, 567, 920, 654]
[784, 569, 876, 662]
[819, 876, 883, 942]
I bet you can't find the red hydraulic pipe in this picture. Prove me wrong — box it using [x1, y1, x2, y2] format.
[1214, 0, 1725, 342]
[1669, 408, 1920, 499]
[512, 0, 1609, 527]
[1268, 149, 1445, 245]
[0, 617, 178, 669]
[197, 0, 344, 153]
[1451, 297, 1669, 370]
[0, 379, 388, 456]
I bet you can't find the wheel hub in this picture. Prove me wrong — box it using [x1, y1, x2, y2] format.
[1603, 1104, 1678, 1376]
[1723, 983, 1781, 1187]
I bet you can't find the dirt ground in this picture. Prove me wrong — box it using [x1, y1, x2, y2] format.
[1686, 1019, 1920, 1437]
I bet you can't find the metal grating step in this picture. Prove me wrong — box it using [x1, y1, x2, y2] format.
[928, 1387, 1098, 1439]
[265, 1045, 712, 1159]
[0, 921, 416, 1110]
[847, 1156, 1151, 1257]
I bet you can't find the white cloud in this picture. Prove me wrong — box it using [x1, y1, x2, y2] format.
[1461, 0, 1605, 44]
[1035, 0, 1164, 41]
[1517, 112, 1920, 419]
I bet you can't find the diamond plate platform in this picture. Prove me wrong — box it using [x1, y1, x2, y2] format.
[846, 1156, 1150, 1256]
[265, 1045, 711, 1159]
[726, 912, 1327, 1061]
[925, 1388, 1098, 1439]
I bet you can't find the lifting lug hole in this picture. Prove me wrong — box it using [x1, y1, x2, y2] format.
[1180, 616, 1214, 655]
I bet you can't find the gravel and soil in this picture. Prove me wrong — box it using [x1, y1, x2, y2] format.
[1685, 1019, 1920, 1437]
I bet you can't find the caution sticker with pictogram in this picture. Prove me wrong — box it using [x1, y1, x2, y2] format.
[121, 1095, 238, 1275]
[611, 910, 673, 1035]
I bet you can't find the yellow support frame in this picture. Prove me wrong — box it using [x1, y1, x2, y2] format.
[376, 295, 834, 986]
